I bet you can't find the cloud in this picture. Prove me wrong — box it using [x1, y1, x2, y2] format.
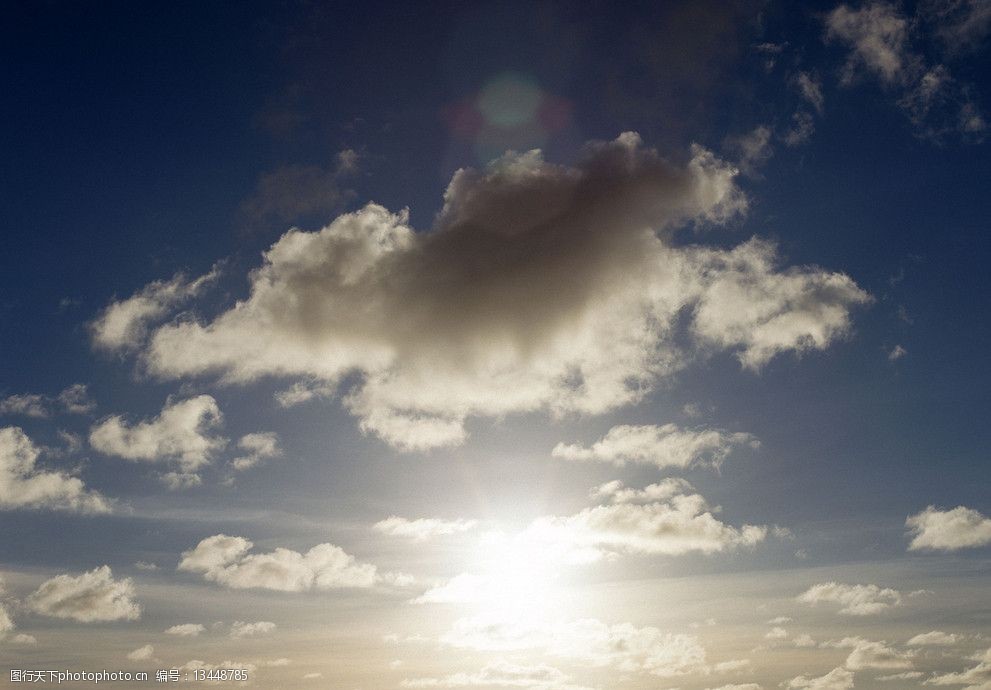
[826, 2, 916, 85]
[888, 344, 907, 361]
[127, 645, 155, 661]
[0, 426, 111, 513]
[10, 633, 37, 644]
[705, 685, 762, 690]
[89, 395, 226, 473]
[523, 481, 767, 560]
[797, 72, 825, 113]
[0, 393, 48, 418]
[165, 623, 205, 637]
[134, 134, 866, 450]
[906, 505, 991, 550]
[766, 627, 789, 640]
[400, 660, 593, 690]
[229, 621, 276, 638]
[726, 126, 774, 176]
[928, 647, 991, 687]
[877, 671, 923, 681]
[797, 582, 903, 615]
[907, 630, 961, 646]
[27, 566, 140, 622]
[229, 432, 282, 472]
[239, 151, 359, 228]
[824, 636, 914, 670]
[178, 534, 379, 591]
[784, 667, 854, 690]
[90, 268, 220, 353]
[374, 516, 478, 541]
[552, 424, 758, 470]
[784, 111, 817, 146]
[0, 384, 96, 419]
[923, 0, 991, 49]
[440, 615, 710, 678]
[824, 2, 986, 139]
[159, 472, 203, 491]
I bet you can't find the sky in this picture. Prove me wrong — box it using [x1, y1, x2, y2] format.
[1, 1, 990, 689]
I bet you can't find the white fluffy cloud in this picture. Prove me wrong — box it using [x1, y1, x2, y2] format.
[374, 516, 478, 541]
[400, 660, 592, 690]
[0, 426, 111, 513]
[165, 623, 205, 637]
[525, 480, 767, 561]
[797, 582, 902, 615]
[177, 534, 378, 591]
[229, 432, 282, 472]
[89, 395, 226, 473]
[785, 667, 854, 690]
[552, 423, 758, 469]
[27, 566, 140, 622]
[90, 268, 219, 352]
[129, 134, 866, 450]
[229, 620, 276, 638]
[906, 505, 991, 551]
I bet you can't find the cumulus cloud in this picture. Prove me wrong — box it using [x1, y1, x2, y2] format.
[906, 630, 961, 646]
[784, 667, 854, 690]
[90, 268, 220, 353]
[906, 505, 991, 551]
[400, 660, 592, 690]
[523, 480, 767, 561]
[229, 432, 282, 472]
[165, 623, 205, 637]
[27, 566, 140, 622]
[552, 424, 758, 470]
[0, 426, 111, 513]
[797, 582, 903, 615]
[89, 395, 226, 473]
[705, 685, 762, 690]
[0, 384, 96, 418]
[178, 534, 379, 591]
[374, 516, 478, 541]
[229, 620, 276, 638]
[132, 134, 866, 450]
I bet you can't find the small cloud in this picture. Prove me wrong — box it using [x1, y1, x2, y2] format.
[165, 623, 205, 637]
[888, 344, 907, 361]
[127, 645, 155, 661]
[229, 621, 276, 638]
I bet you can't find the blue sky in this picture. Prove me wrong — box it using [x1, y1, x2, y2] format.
[1, 2, 990, 689]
